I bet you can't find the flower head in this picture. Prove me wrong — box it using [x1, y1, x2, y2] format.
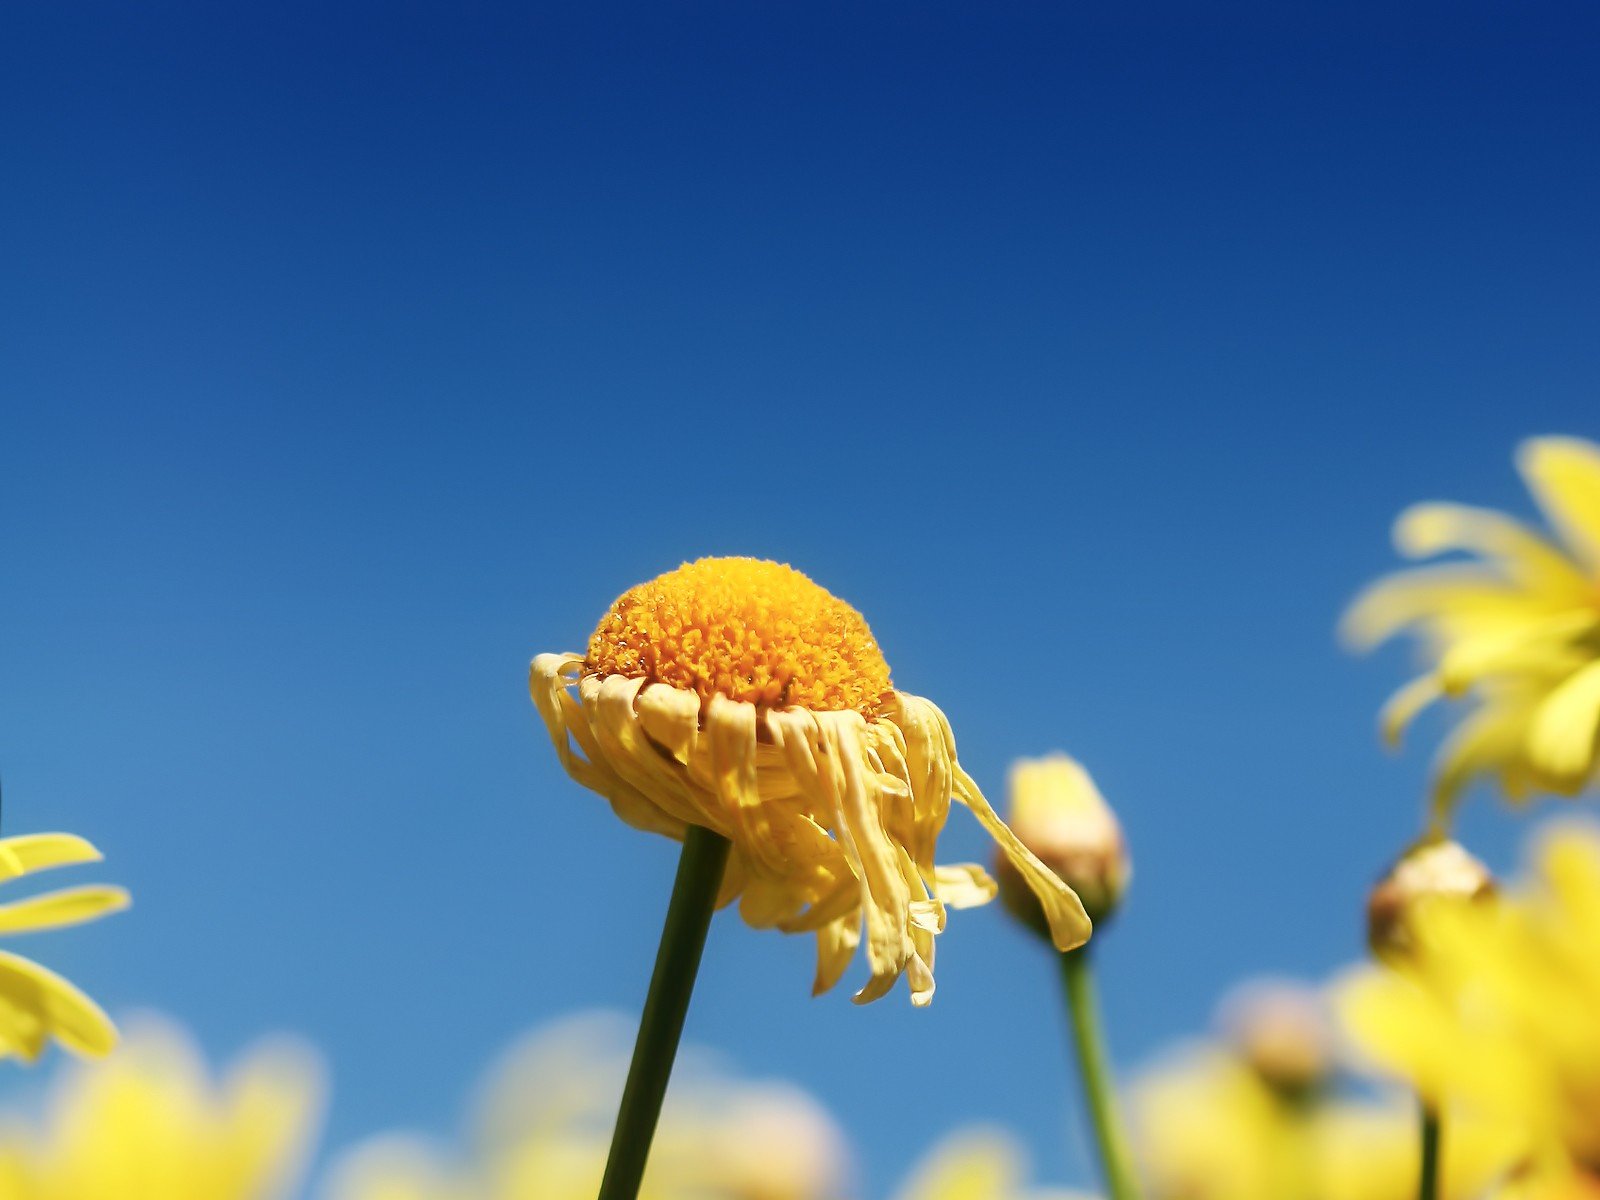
[888, 1129, 1092, 1200]
[997, 754, 1129, 932]
[1134, 1038, 1517, 1200]
[322, 1012, 849, 1200]
[0, 832, 128, 1063]
[1342, 436, 1600, 817]
[531, 558, 1091, 1005]
[1339, 822, 1600, 1176]
[0, 1016, 323, 1199]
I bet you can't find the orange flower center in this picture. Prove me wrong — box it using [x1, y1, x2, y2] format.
[586, 557, 893, 713]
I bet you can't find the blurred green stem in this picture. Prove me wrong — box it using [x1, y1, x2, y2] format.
[598, 824, 730, 1200]
[1060, 946, 1142, 1200]
[1419, 1102, 1441, 1200]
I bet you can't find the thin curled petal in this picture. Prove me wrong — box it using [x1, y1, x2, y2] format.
[954, 765, 1091, 951]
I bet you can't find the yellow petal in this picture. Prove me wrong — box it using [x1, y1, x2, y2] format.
[1518, 436, 1600, 570]
[0, 949, 117, 1060]
[1379, 675, 1443, 748]
[1340, 566, 1537, 650]
[953, 766, 1091, 952]
[0, 885, 129, 936]
[930, 864, 998, 910]
[0, 834, 104, 885]
[1525, 660, 1600, 790]
[1393, 503, 1587, 592]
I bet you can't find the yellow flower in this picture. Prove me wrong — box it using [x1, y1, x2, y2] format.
[0, 832, 129, 1063]
[888, 1129, 1093, 1200]
[0, 1016, 323, 1199]
[321, 1012, 849, 1200]
[1342, 436, 1600, 815]
[1338, 822, 1600, 1174]
[997, 754, 1129, 930]
[530, 557, 1090, 1005]
[1133, 1041, 1515, 1200]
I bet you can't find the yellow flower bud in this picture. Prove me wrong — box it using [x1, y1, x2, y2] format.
[996, 754, 1129, 935]
[1366, 837, 1493, 962]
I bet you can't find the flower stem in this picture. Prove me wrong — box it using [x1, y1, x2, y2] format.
[598, 824, 731, 1200]
[1059, 946, 1142, 1200]
[1418, 1101, 1441, 1200]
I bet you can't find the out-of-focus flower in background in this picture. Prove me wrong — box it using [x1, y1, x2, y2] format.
[1133, 983, 1517, 1200]
[0, 1015, 322, 1199]
[0, 832, 129, 1064]
[321, 1011, 850, 1200]
[1339, 822, 1600, 1195]
[997, 755, 1129, 933]
[530, 556, 1089, 1005]
[887, 1129, 1095, 1200]
[1343, 436, 1600, 818]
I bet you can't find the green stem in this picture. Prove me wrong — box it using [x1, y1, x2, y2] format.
[598, 824, 731, 1200]
[1418, 1101, 1441, 1200]
[1059, 947, 1142, 1200]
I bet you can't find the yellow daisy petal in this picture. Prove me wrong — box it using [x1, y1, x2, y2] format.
[1519, 435, 1600, 571]
[0, 835, 104, 885]
[0, 886, 130, 937]
[0, 949, 116, 1061]
[1526, 660, 1600, 790]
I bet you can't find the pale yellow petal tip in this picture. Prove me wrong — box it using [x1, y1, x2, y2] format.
[1515, 434, 1600, 478]
[1391, 503, 1456, 559]
[1378, 675, 1442, 749]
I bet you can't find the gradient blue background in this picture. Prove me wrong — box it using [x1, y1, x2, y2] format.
[3, 1, 1598, 1193]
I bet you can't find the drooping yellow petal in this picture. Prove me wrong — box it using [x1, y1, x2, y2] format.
[0, 949, 117, 1061]
[953, 766, 1091, 952]
[1519, 436, 1600, 570]
[0, 885, 130, 937]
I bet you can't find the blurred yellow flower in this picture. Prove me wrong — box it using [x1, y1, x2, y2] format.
[0, 1016, 322, 1199]
[1343, 436, 1600, 815]
[888, 1129, 1094, 1200]
[0, 832, 128, 1064]
[322, 1012, 849, 1200]
[1135, 991, 1517, 1200]
[1339, 822, 1600, 1175]
[531, 557, 1090, 1005]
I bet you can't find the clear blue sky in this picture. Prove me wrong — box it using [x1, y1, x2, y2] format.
[3, 1, 1598, 1193]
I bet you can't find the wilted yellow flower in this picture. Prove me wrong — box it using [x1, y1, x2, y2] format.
[0, 832, 128, 1064]
[1134, 1041, 1514, 1200]
[531, 557, 1090, 1005]
[0, 1016, 323, 1199]
[997, 755, 1129, 930]
[321, 1012, 850, 1200]
[1343, 436, 1600, 815]
[888, 1129, 1093, 1200]
[1339, 822, 1600, 1175]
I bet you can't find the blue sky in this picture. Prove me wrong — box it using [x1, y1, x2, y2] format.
[3, 1, 1599, 1193]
